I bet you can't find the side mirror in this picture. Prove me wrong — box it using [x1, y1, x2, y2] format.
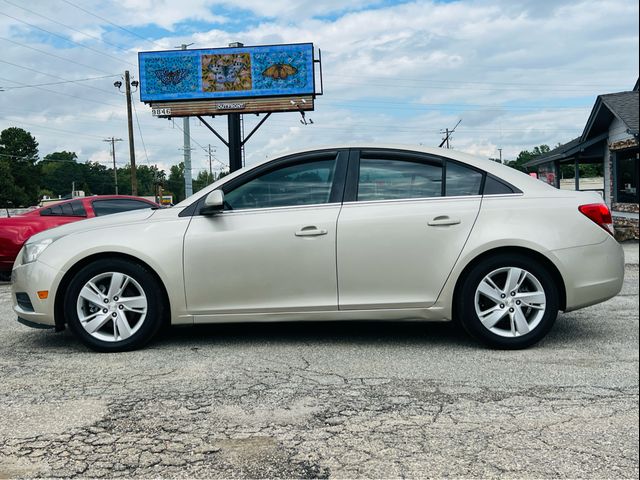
[200, 190, 224, 215]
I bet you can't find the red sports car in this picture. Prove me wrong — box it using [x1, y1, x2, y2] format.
[0, 195, 158, 274]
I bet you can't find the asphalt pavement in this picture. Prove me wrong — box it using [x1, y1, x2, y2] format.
[0, 243, 638, 478]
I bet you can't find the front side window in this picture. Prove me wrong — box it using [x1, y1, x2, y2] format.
[92, 199, 152, 216]
[357, 157, 442, 201]
[224, 158, 336, 210]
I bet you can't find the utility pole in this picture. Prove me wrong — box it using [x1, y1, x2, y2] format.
[179, 43, 193, 198]
[124, 71, 138, 195]
[113, 73, 139, 195]
[207, 144, 214, 183]
[439, 119, 462, 149]
[498, 148, 503, 164]
[103, 137, 123, 194]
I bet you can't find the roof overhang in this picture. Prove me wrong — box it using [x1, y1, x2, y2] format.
[524, 132, 608, 168]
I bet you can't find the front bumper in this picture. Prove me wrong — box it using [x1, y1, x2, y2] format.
[553, 235, 625, 311]
[11, 258, 61, 328]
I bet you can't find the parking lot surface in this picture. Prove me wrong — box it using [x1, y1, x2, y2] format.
[0, 244, 638, 478]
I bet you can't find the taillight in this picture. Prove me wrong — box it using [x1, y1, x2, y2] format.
[579, 203, 614, 236]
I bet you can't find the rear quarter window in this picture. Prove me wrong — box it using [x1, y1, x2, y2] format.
[483, 176, 516, 195]
[40, 200, 87, 217]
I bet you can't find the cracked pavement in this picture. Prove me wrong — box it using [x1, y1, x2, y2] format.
[0, 243, 638, 478]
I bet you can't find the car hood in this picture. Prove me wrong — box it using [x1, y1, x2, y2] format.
[27, 208, 157, 244]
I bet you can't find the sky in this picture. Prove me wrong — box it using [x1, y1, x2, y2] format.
[0, 0, 638, 178]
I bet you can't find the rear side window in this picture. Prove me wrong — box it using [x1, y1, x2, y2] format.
[358, 157, 442, 201]
[445, 162, 483, 196]
[92, 199, 152, 216]
[40, 200, 86, 217]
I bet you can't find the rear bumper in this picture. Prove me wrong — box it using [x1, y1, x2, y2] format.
[553, 235, 625, 311]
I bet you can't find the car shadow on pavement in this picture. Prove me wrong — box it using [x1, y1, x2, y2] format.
[155, 320, 474, 349]
[18, 312, 610, 352]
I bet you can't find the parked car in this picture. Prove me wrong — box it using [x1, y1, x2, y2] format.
[11, 146, 624, 352]
[1, 195, 158, 274]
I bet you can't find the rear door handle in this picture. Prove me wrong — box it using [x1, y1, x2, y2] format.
[295, 226, 328, 237]
[428, 216, 461, 227]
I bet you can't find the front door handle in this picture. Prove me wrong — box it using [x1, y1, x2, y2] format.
[428, 216, 461, 227]
[295, 226, 328, 237]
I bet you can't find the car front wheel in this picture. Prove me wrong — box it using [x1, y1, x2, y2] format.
[457, 253, 560, 349]
[65, 258, 165, 352]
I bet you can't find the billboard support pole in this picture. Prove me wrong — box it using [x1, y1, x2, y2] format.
[198, 113, 273, 173]
[228, 113, 243, 172]
[242, 113, 271, 145]
[197, 116, 228, 146]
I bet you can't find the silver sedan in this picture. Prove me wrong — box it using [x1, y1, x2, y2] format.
[11, 146, 624, 351]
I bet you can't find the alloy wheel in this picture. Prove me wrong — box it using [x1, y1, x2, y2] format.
[474, 266, 546, 338]
[75, 272, 148, 342]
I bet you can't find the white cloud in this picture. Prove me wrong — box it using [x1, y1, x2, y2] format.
[0, 0, 638, 183]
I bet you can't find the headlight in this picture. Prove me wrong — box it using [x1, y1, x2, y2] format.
[22, 238, 54, 264]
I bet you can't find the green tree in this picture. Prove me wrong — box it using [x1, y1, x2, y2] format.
[166, 162, 185, 202]
[0, 159, 20, 208]
[40, 151, 82, 197]
[193, 170, 214, 194]
[506, 145, 551, 172]
[85, 161, 115, 195]
[0, 127, 40, 206]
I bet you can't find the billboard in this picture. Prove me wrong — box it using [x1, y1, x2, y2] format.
[138, 43, 315, 103]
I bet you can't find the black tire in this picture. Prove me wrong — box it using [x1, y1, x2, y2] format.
[65, 258, 165, 352]
[457, 253, 559, 349]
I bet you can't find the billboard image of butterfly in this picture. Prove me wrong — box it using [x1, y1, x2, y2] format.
[262, 63, 298, 80]
[207, 61, 245, 84]
[154, 68, 189, 86]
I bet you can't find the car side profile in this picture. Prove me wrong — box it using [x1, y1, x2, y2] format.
[0, 195, 158, 275]
[11, 146, 624, 351]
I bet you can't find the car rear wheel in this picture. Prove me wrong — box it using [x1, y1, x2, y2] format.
[457, 254, 559, 349]
[65, 258, 165, 352]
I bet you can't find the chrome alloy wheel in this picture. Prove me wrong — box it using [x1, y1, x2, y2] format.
[75, 272, 148, 342]
[474, 266, 546, 338]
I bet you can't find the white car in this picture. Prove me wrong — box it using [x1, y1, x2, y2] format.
[11, 146, 624, 352]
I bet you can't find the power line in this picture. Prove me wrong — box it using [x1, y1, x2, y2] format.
[175, 121, 228, 169]
[0, 36, 114, 75]
[0, 0, 133, 54]
[324, 73, 629, 90]
[59, 0, 167, 50]
[0, 11, 136, 67]
[0, 59, 120, 96]
[0, 70, 120, 91]
[0, 75, 122, 108]
[0, 118, 106, 140]
[323, 100, 591, 111]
